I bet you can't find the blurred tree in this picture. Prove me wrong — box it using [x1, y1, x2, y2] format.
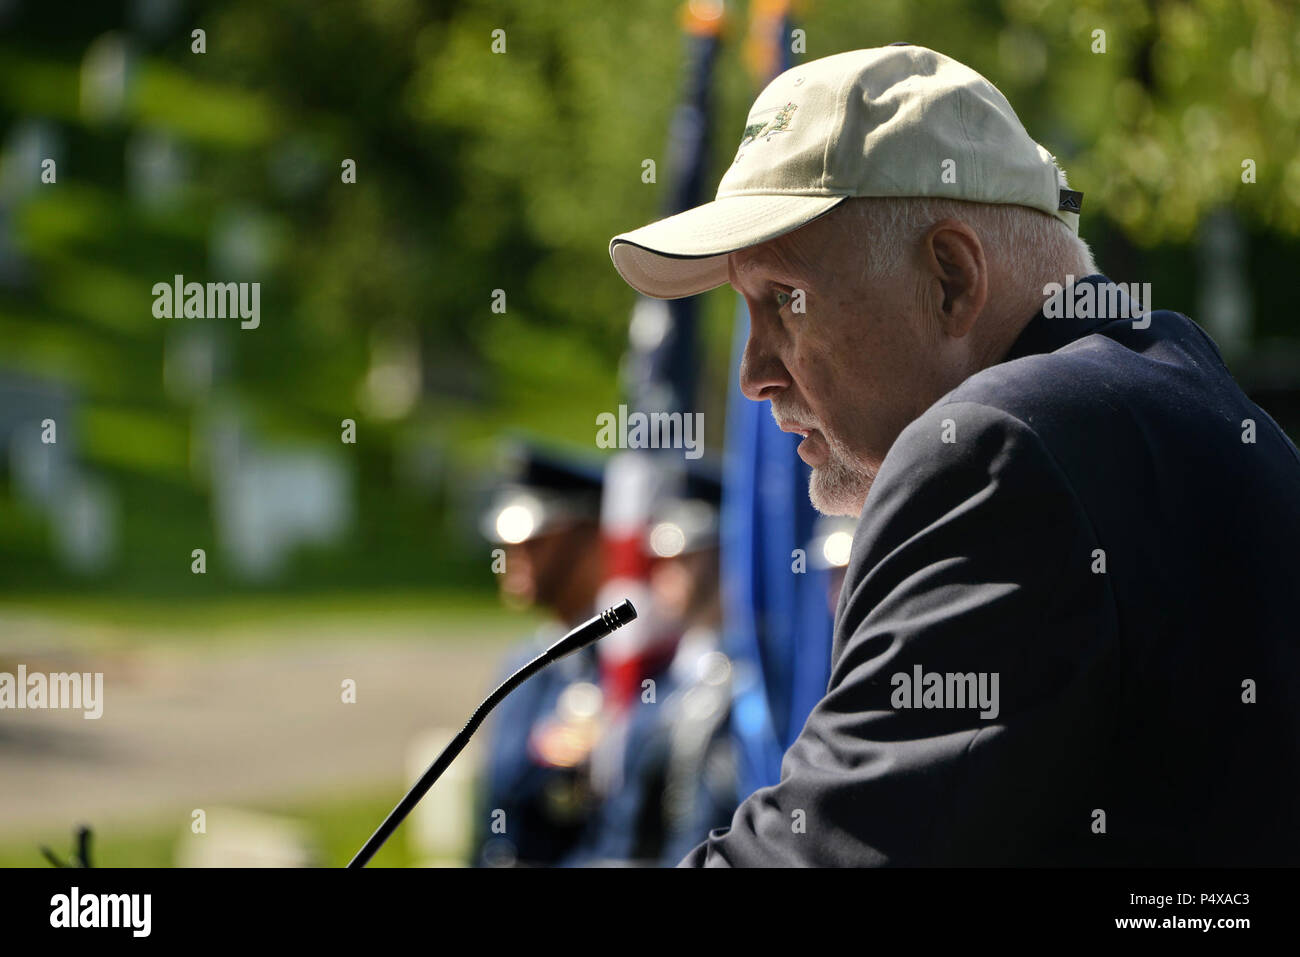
[0, 0, 1296, 596]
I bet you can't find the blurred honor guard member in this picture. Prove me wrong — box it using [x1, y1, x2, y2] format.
[566, 463, 738, 865]
[609, 46, 1300, 865]
[473, 443, 607, 867]
[647, 465, 740, 865]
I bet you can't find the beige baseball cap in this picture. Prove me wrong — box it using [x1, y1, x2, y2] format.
[610, 44, 1083, 300]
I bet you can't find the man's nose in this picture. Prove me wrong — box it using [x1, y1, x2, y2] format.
[739, 329, 791, 402]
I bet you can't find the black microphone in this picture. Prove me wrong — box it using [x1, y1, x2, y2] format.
[348, 598, 637, 868]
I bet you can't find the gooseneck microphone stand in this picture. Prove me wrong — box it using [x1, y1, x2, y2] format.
[348, 599, 637, 868]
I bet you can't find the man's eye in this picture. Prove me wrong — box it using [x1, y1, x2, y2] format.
[774, 289, 792, 310]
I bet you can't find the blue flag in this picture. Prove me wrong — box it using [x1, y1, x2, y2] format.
[719, 8, 833, 796]
[721, 306, 833, 795]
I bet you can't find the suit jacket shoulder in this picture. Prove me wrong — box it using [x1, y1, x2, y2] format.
[684, 397, 1122, 866]
[682, 305, 1300, 866]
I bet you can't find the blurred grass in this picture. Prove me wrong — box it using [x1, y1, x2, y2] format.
[0, 787, 421, 868]
[0, 587, 535, 648]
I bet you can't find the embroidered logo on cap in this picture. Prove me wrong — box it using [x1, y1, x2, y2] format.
[732, 101, 798, 165]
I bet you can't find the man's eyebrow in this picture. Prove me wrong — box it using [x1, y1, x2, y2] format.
[734, 249, 794, 280]
[729, 255, 769, 291]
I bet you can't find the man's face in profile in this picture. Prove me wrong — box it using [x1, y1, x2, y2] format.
[729, 209, 954, 517]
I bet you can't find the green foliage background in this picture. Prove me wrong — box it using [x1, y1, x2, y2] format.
[1, 0, 1296, 600]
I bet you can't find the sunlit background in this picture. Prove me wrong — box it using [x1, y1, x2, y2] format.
[1, 0, 1298, 866]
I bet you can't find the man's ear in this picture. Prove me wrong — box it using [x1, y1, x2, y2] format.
[922, 219, 987, 338]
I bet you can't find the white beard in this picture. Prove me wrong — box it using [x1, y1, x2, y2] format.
[769, 399, 875, 517]
[808, 429, 875, 517]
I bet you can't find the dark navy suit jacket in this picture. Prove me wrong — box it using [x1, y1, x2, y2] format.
[683, 274, 1300, 866]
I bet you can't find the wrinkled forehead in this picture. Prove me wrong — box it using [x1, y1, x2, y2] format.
[728, 217, 841, 286]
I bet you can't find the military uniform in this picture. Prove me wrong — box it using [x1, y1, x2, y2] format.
[471, 442, 608, 867]
[475, 632, 601, 867]
[562, 463, 738, 866]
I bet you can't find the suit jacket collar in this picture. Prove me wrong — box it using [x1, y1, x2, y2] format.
[1002, 273, 1125, 362]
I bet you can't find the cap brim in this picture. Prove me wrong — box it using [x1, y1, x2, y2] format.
[610, 193, 847, 299]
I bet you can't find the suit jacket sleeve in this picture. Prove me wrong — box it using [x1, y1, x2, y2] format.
[680, 401, 1121, 866]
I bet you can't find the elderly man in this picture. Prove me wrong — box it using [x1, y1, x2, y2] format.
[608, 45, 1300, 866]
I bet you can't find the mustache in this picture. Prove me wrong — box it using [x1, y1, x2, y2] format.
[770, 397, 819, 431]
